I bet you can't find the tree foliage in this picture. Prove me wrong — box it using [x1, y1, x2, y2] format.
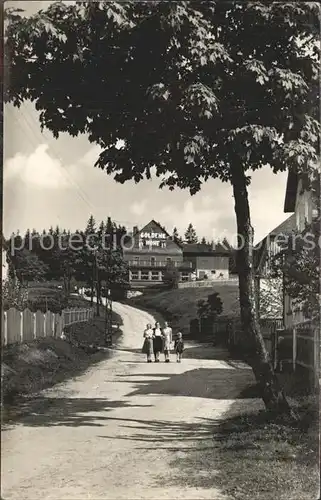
[172, 226, 182, 243]
[197, 292, 223, 320]
[184, 223, 198, 244]
[163, 261, 180, 289]
[6, 215, 129, 310]
[2, 275, 28, 311]
[5, 2, 320, 183]
[258, 277, 283, 319]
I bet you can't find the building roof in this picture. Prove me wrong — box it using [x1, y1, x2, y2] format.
[284, 169, 298, 213]
[182, 242, 230, 256]
[254, 214, 296, 271]
[124, 219, 182, 255]
[133, 219, 171, 237]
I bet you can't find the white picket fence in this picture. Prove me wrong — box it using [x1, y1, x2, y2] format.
[178, 277, 239, 288]
[1, 307, 94, 346]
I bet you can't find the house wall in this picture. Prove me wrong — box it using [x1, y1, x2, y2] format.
[283, 178, 314, 328]
[295, 178, 313, 231]
[194, 256, 229, 280]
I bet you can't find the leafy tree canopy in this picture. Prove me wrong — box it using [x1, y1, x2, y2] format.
[4, 1, 320, 191]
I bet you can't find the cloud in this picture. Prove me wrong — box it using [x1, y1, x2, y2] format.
[3, 124, 289, 246]
[158, 196, 236, 242]
[4, 144, 72, 189]
[130, 200, 147, 216]
[79, 145, 103, 167]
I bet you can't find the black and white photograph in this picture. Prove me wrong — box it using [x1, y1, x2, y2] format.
[1, 1, 320, 499]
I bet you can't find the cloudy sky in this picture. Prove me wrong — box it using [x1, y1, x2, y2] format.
[3, 1, 290, 244]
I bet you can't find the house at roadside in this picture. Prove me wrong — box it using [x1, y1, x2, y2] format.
[283, 167, 319, 327]
[122, 220, 193, 288]
[123, 220, 231, 288]
[254, 215, 296, 319]
[182, 242, 230, 280]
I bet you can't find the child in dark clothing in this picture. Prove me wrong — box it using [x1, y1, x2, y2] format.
[174, 332, 184, 363]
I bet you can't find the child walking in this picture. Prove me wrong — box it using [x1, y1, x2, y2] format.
[174, 332, 184, 363]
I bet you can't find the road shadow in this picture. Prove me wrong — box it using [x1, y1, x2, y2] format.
[2, 396, 153, 428]
[118, 366, 259, 399]
[183, 343, 243, 363]
[161, 397, 319, 499]
[98, 416, 222, 449]
[97, 395, 318, 499]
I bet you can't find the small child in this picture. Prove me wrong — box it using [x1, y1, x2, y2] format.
[174, 332, 184, 363]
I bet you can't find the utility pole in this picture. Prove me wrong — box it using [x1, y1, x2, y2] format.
[94, 249, 100, 317]
[104, 284, 113, 346]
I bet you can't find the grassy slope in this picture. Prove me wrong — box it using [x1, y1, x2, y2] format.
[128, 284, 240, 334]
[177, 396, 318, 500]
[1, 309, 123, 416]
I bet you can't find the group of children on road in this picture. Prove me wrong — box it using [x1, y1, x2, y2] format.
[142, 321, 184, 363]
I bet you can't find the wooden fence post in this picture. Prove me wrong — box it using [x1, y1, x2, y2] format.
[3, 311, 8, 346]
[20, 311, 23, 343]
[314, 326, 319, 390]
[33, 313, 36, 339]
[51, 313, 55, 337]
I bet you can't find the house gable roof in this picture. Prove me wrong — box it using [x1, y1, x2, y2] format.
[124, 219, 182, 255]
[284, 169, 298, 213]
[182, 242, 230, 256]
[137, 219, 171, 237]
[254, 214, 296, 271]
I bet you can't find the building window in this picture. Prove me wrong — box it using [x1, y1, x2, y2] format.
[166, 257, 172, 264]
[181, 272, 189, 282]
[151, 257, 156, 266]
[130, 271, 139, 280]
[133, 257, 139, 266]
[141, 271, 149, 280]
[151, 271, 160, 281]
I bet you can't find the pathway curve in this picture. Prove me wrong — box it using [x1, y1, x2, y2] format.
[1, 302, 263, 499]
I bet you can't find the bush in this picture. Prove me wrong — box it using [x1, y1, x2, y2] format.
[27, 296, 67, 313]
[163, 262, 180, 289]
[2, 277, 28, 311]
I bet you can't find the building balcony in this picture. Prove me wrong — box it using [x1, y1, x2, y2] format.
[129, 260, 193, 269]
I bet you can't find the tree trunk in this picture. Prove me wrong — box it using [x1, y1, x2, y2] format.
[230, 163, 295, 418]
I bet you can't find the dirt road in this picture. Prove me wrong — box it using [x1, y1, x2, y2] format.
[1, 302, 262, 499]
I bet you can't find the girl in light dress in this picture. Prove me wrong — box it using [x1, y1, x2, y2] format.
[143, 323, 154, 363]
[162, 321, 173, 363]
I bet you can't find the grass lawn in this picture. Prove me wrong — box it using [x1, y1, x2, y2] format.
[215, 398, 319, 500]
[127, 284, 240, 335]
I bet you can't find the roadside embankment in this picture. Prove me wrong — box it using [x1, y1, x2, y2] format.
[1, 313, 123, 421]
